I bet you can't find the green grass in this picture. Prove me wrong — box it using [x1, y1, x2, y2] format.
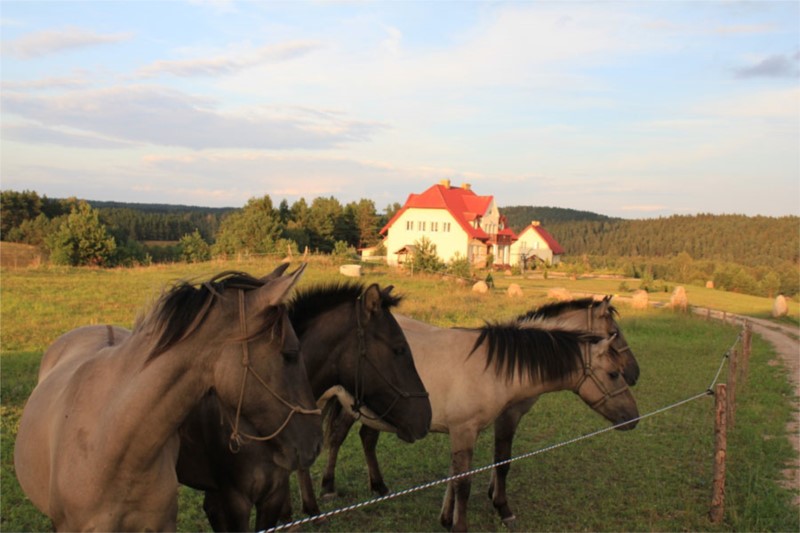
[1, 259, 798, 531]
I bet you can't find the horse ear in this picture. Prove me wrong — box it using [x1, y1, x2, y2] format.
[591, 336, 614, 355]
[250, 263, 306, 310]
[258, 262, 291, 283]
[381, 285, 395, 298]
[361, 284, 383, 320]
[596, 297, 611, 317]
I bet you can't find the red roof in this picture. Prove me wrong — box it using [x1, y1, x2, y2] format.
[524, 224, 565, 255]
[380, 183, 493, 240]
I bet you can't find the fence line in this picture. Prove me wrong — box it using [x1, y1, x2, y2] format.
[263, 329, 742, 533]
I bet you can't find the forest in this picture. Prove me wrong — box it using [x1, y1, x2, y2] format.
[1, 189, 797, 298]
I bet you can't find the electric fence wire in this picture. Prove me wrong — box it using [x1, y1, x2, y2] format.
[263, 331, 740, 533]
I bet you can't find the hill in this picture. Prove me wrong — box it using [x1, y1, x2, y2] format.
[501, 205, 618, 230]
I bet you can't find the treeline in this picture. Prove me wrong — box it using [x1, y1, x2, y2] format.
[0, 190, 400, 266]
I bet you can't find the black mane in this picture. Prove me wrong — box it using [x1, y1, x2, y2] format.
[288, 282, 401, 335]
[137, 271, 282, 361]
[515, 297, 618, 322]
[469, 321, 603, 383]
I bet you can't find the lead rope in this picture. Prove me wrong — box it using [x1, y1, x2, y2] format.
[574, 306, 629, 410]
[228, 290, 321, 453]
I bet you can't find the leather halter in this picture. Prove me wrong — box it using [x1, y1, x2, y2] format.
[228, 290, 321, 453]
[573, 306, 631, 409]
[350, 296, 428, 423]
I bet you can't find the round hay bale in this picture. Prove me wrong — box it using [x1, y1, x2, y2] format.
[472, 281, 489, 294]
[547, 287, 571, 301]
[670, 286, 688, 311]
[339, 264, 361, 277]
[507, 284, 523, 298]
[772, 294, 788, 318]
[504, 269, 513, 276]
[631, 290, 649, 310]
[705, 280, 714, 289]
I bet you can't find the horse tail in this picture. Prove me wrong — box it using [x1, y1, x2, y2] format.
[322, 397, 345, 449]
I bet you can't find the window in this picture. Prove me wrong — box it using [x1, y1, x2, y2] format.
[418, 221, 426, 231]
[431, 222, 438, 232]
[406, 220, 414, 231]
[443, 222, 451, 232]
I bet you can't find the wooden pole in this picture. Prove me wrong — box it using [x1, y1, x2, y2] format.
[709, 383, 728, 524]
[727, 346, 738, 429]
[740, 321, 752, 386]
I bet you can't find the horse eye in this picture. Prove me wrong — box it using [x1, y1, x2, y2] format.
[282, 350, 299, 362]
[393, 346, 408, 358]
[608, 371, 620, 380]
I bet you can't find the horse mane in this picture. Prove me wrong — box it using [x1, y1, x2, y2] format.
[515, 297, 618, 323]
[469, 320, 604, 383]
[288, 282, 402, 335]
[135, 271, 284, 361]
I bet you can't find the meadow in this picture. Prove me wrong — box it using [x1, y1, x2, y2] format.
[1, 257, 798, 532]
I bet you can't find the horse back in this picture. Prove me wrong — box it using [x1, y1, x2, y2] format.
[38, 325, 131, 382]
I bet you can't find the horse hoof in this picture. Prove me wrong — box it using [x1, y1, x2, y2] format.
[502, 515, 517, 530]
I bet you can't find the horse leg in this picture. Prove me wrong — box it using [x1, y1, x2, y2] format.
[359, 425, 389, 496]
[203, 489, 251, 532]
[297, 467, 322, 517]
[320, 409, 357, 498]
[254, 472, 290, 532]
[489, 398, 538, 528]
[440, 429, 477, 532]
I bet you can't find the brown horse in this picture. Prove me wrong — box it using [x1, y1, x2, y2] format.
[316, 306, 639, 531]
[175, 282, 431, 531]
[14, 264, 322, 532]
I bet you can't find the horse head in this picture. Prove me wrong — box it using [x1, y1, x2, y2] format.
[350, 284, 431, 443]
[210, 264, 322, 470]
[573, 335, 639, 430]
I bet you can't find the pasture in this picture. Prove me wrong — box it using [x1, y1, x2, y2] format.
[1, 258, 798, 532]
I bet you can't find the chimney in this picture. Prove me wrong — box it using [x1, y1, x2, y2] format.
[439, 179, 451, 188]
[460, 183, 471, 191]
[531, 220, 540, 226]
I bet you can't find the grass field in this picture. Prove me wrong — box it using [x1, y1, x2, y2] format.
[1, 258, 798, 532]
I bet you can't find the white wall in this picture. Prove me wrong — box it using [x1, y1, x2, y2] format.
[385, 208, 469, 266]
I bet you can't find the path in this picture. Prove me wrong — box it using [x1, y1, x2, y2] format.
[692, 309, 800, 505]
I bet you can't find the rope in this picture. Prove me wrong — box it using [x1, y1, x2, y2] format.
[262, 329, 740, 533]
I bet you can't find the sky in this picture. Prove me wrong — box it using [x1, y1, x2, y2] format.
[1, 1, 798, 219]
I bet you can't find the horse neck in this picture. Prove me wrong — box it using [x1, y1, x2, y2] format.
[104, 328, 222, 466]
[297, 304, 355, 397]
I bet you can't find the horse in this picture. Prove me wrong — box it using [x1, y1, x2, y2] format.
[486, 296, 639, 526]
[314, 304, 639, 531]
[175, 281, 432, 531]
[14, 264, 322, 532]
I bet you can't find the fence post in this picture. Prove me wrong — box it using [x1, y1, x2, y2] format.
[726, 345, 738, 429]
[710, 383, 727, 523]
[740, 321, 751, 386]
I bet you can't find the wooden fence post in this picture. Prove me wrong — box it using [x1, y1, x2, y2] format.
[740, 321, 751, 386]
[710, 383, 727, 523]
[727, 346, 738, 428]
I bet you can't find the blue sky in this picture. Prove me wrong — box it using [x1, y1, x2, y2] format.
[2, 1, 798, 218]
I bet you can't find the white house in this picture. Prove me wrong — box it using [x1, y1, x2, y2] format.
[509, 221, 564, 266]
[380, 181, 562, 268]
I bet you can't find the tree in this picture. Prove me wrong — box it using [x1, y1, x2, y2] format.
[179, 230, 211, 263]
[306, 196, 343, 253]
[350, 198, 379, 248]
[409, 236, 444, 273]
[212, 195, 282, 256]
[47, 201, 117, 266]
[1, 190, 43, 238]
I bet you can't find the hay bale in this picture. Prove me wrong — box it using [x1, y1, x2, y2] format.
[670, 286, 688, 311]
[631, 290, 649, 310]
[772, 295, 788, 317]
[504, 269, 513, 276]
[547, 287, 571, 301]
[472, 281, 489, 294]
[339, 264, 361, 277]
[705, 280, 714, 289]
[507, 284, 523, 298]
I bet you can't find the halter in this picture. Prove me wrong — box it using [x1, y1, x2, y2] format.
[573, 305, 631, 409]
[228, 290, 321, 453]
[350, 296, 428, 423]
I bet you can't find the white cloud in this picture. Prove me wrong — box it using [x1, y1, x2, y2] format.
[1, 85, 381, 149]
[2, 27, 132, 59]
[136, 41, 323, 78]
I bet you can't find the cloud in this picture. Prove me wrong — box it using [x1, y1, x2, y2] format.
[2, 27, 132, 59]
[1, 85, 382, 149]
[136, 41, 322, 78]
[2, 122, 133, 149]
[734, 53, 800, 79]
